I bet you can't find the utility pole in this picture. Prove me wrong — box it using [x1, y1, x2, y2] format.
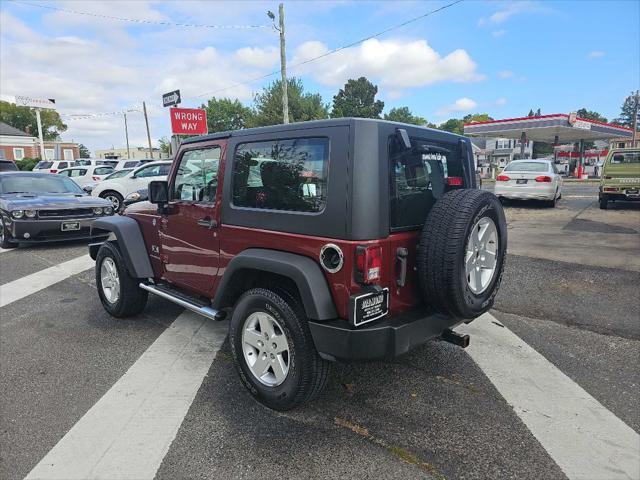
[123, 112, 131, 159]
[632, 90, 639, 147]
[143, 101, 154, 159]
[35, 108, 45, 160]
[268, 4, 289, 124]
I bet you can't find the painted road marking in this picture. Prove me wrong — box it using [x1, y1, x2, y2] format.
[460, 313, 640, 480]
[0, 254, 94, 307]
[25, 311, 227, 480]
[0, 247, 13, 254]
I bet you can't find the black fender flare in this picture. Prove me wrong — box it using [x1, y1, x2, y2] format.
[212, 248, 337, 320]
[89, 216, 154, 278]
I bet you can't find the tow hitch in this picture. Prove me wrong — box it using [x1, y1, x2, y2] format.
[441, 329, 470, 348]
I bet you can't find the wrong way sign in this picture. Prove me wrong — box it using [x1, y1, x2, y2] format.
[170, 107, 208, 135]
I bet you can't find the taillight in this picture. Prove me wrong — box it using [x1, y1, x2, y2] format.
[51, 169, 58, 173]
[93, 176, 100, 181]
[446, 176, 463, 186]
[535, 176, 552, 182]
[603, 187, 619, 192]
[355, 245, 382, 284]
[496, 174, 510, 181]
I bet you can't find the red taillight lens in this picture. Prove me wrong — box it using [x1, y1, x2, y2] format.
[446, 176, 463, 186]
[496, 174, 510, 181]
[355, 245, 382, 284]
[603, 187, 619, 192]
[51, 169, 58, 173]
[535, 176, 552, 183]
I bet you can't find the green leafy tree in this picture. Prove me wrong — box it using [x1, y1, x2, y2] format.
[201, 97, 254, 133]
[384, 107, 433, 126]
[0, 101, 67, 140]
[78, 144, 91, 158]
[251, 77, 328, 127]
[576, 108, 607, 123]
[158, 137, 171, 155]
[527, 108, 541, 117]
[438, 118, 464, 135]
[463, 113, 494, 123]
[331, 77, 384, 119]
[614, 93, 639, 128]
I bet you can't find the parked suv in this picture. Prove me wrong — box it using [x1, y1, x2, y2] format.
[89, 119, 507, 410]
[599, 148, 640, 209]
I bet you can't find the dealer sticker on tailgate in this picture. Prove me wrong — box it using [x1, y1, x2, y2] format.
[350, 288, 389, 327]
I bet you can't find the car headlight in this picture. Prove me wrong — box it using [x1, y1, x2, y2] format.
[12, 210, 24, 219]
[103, 206, 114, 215]
[24, 210, 37, 218]
[93, 207, 103, 215]
[126, 192, 141, 201]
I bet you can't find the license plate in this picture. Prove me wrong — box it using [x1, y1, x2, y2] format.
[350, 288, 389, 327]
[61, 221, 80, 231]
[626, 189, 639, 195]
[516, 179, 528, 184]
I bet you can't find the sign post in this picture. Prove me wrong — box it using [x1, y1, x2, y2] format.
[15, 96, 56, 161]
[162, 90, 182, 156]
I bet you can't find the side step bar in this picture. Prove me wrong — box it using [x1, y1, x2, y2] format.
[139, 283, 226, 321]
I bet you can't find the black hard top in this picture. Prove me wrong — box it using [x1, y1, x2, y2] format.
[181, 117, 465, 145]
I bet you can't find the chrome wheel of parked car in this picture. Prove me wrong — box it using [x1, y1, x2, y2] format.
[100, 257, 121, 304]
[465, 217, 499, 295]
[101, 192, 123, 212]
[242, 311, 290, 387]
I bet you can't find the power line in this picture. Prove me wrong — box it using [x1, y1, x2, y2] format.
[54, 0, 465, 120]
[8, 0, 271, 29]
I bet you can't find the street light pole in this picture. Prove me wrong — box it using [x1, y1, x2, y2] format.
[268, 4, 289, 124]
[143, 101, 154, 159]
[123, 112, 131, 160]
[35, 108, 46, 160]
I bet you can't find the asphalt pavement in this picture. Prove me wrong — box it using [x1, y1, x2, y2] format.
[1, 182, 639, 480]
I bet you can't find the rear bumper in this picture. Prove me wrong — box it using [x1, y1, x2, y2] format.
[494, 183, 556, 200]
[308, 309, 462, 361]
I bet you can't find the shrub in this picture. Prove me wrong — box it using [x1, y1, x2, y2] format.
[15, 157, 39, 171]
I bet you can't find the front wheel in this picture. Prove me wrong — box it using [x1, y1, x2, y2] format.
[229, 288, 331, 411]
[100, 191, 124, 212]
[0, 219, 17, 249]
[96, 242, 148, 317]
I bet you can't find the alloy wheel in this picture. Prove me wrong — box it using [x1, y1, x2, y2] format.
[465, 217, 499, 294]
[242, 311, 290, 387]
[100, 257, 121, 304]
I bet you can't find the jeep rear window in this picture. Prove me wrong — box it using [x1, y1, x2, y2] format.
[389, 135, 461, 231]
[610, 152, 640, 164]
[232, 137, 329, 213]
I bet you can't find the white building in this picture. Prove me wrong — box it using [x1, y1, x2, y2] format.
[94, 146, 170, 160]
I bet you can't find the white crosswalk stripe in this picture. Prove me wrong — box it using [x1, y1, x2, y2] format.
[25, 311, 227, 480]
[460, 314, 640, 480]
[0, 254, 95, 307]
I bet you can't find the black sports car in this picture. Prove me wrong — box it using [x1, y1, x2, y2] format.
[0, 172, 114, 248]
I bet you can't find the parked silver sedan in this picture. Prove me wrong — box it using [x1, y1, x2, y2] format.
[494, 160, 563, 207]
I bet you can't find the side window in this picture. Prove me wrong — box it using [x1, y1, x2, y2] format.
[173, 148, 220, 203]
[70, 169, 87, 177]
[158, 164, 172, 176]
[135, 165, 158, 178]
[58, 170, 70, 177]
[232, 137, 329, 212]
[58, 162, 68, 169]
[94, 167, 113, 175]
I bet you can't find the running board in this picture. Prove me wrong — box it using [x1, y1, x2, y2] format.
[139, 283, 226, 321]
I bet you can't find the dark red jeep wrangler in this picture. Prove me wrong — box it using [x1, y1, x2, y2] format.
[90, 118, 507, 410]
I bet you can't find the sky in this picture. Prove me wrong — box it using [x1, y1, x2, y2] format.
[1, 0, 638, 154]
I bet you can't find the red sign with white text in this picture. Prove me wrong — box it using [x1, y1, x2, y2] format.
[170, 107, 208, 135]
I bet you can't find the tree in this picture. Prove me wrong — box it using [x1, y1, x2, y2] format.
[201, 97, 254, 133]
[331, 77, 384, 119]
[383, 107, 433, 126]
[78, 144, 91, 158]
[0, 101, 67, 140]
[251, 77, 328, 127]
[527, 108, 541, 117]
[463, 113, 494, 123]
[576, 108, 607, 123]
[158, 137, 171, 155]
[614, 93, 639, 129]
[438, 118, 464, 135]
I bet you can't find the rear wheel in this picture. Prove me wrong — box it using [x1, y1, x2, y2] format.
[96, 242, 148, 317]
[100, 191, 124, 212]
[417, 189, 507, 319]
[229, 288, 331, 411]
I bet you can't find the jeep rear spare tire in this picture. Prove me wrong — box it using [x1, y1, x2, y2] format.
[417, 189, 507, 319]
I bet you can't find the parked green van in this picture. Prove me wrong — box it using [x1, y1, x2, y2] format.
[599, 148, 640, 209]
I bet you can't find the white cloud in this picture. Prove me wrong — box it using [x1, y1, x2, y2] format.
[495, 97, 508, 107]
[436, 97, 478, 116]
[479, 1, 548, 26]
[492, 29, 507, 37]
[291, 38, 484, 90]
[235, 46, 279, 69]
[588, 50, 605, 59]
[498, 70, 515, 78]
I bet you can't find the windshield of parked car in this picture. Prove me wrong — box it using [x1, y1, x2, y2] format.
[610, 152, 640, 164]
[504, 162, 549, 172]
[104, 169, 133, 180]
[0, 175, 85, 194]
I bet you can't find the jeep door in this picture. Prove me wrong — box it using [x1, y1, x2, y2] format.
[158, 142, 224, 296]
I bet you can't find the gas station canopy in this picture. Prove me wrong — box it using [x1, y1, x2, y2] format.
[463, 114, 633, 143]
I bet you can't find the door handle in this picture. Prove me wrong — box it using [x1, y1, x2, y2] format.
[197, 218, 217, 229]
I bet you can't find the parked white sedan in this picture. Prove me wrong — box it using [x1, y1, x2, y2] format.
[91, 161, 172, 211]
[57, 165, 115, 187]
[494, 160, 563, 207]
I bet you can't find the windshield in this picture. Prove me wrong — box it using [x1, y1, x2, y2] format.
[610, 152, 640, 164]
[504, 162, 549, 172]
[0, 175, 85, 194]
[105, 169, 132, 180]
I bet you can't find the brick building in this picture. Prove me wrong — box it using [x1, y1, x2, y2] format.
[0, 122, 79, 162]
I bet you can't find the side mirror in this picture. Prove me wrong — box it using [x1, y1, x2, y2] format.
[148, 180, 168, 204]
